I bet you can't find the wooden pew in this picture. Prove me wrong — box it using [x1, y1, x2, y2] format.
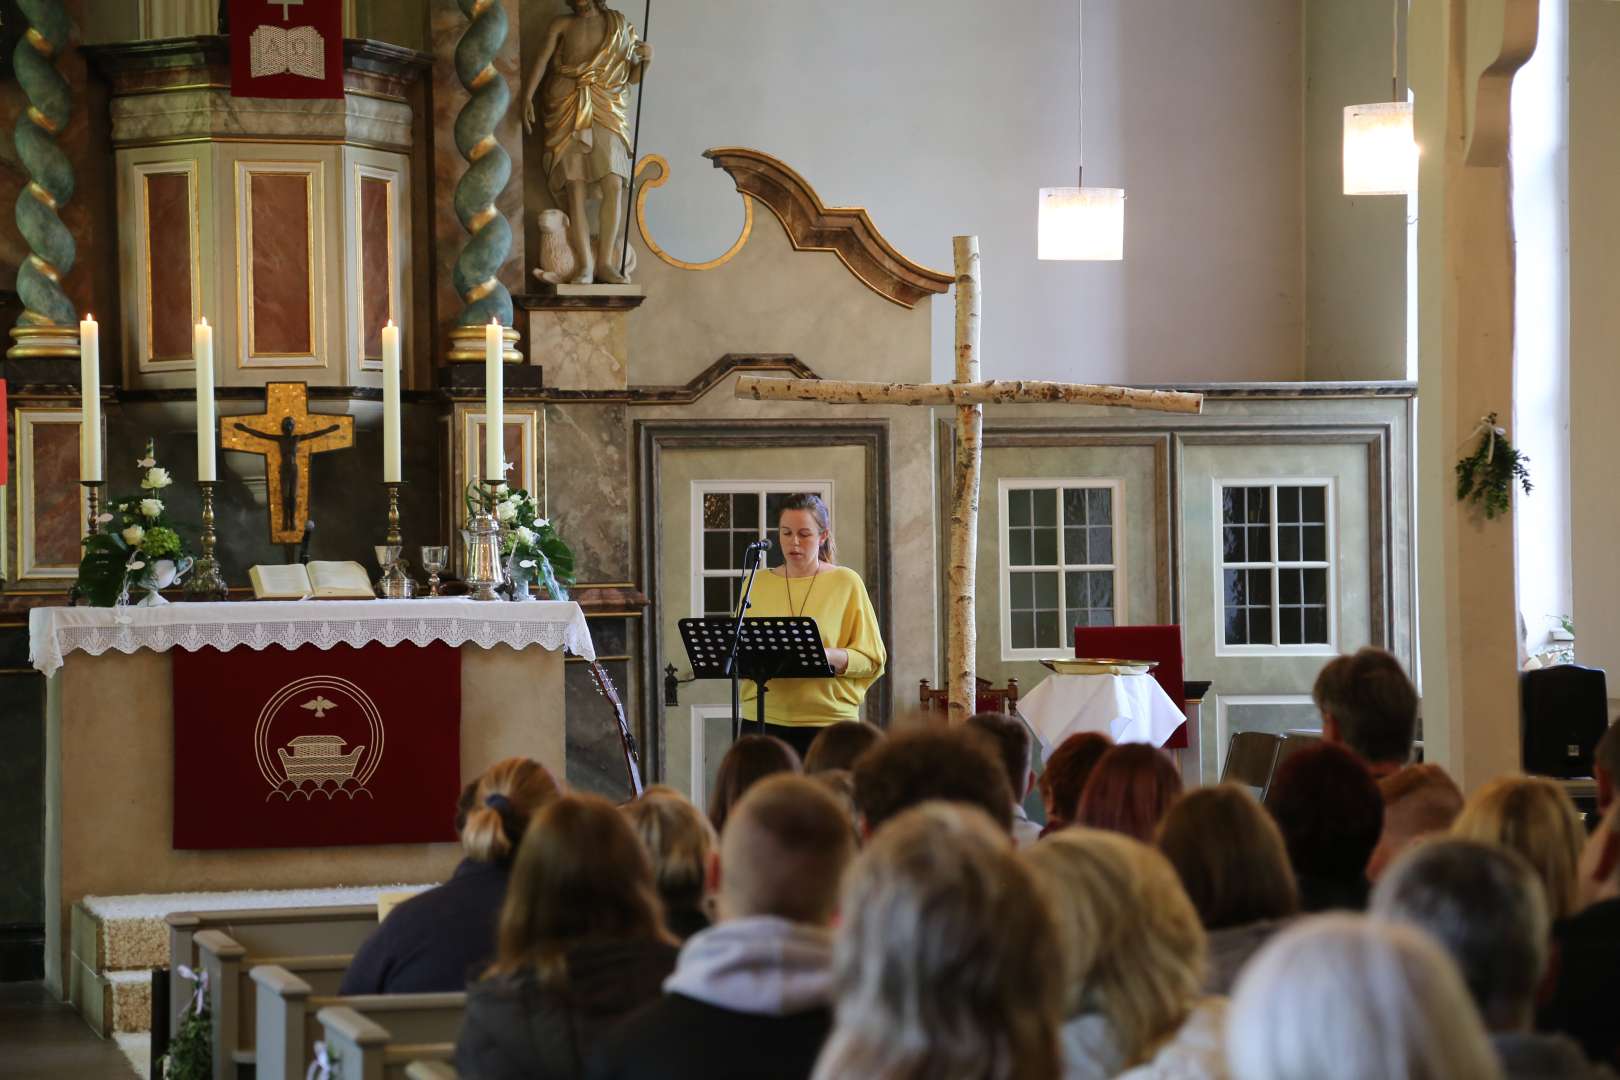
[195, 929, 351, 1080]
[404, 1063, 458, 1079]
[317, 1005, 456, 1080]
[252, 964, 464, 1080]
[167, 905, 378, 1028]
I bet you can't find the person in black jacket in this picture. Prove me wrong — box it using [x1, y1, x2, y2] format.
[340, 757, 559, 995]
[1541, 799, 1620, 1069]
[455, 793, 679, 1080]
[588, 774, 854, 1080]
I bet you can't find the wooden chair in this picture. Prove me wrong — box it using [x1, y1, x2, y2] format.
[1271, 730, 1322, 792]
[195, 929, 352, 1080]
[317, 1005, 456, 1080]
[1221, 731, 1282, 793]
[253, 964, 466, 1080]
[918, 676, 1020, 715]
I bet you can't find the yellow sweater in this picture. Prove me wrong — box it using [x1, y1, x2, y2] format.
[738, 566, 886, 727]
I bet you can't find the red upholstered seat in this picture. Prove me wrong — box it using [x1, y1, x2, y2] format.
[1073, 625, 1189, 748]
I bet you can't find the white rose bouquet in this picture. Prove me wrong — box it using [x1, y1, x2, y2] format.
[75, 440, 194, 606]
[465, 479, 575, 599]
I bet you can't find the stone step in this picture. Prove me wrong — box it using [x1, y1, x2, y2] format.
[69, 962, 153, 1036]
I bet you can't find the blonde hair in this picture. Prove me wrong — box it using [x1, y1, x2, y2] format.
[1023, 828, 1205, 1064]
[812, 802, 1061, 1080]
[1227, 914, 1502, 1080]
[720, 774, 854, 924]
[1452, 776, 1585, 918]
[461, 757, 559, 863]
[620, 786, 716, 914]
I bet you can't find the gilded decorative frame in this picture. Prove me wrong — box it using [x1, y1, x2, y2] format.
[15, 408, 88, 581]
[234, 159, 327, 369]
[346, 156, 403, 376]
[131, 158, 203, 373]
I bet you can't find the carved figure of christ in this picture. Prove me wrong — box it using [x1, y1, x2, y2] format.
[734, 236, 1204, 721]
[221, 383, 355, 544]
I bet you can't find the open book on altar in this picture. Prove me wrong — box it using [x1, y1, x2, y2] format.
[248, 561, 374, 600]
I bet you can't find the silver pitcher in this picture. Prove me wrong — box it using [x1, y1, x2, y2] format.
[461, 511, 505, 601]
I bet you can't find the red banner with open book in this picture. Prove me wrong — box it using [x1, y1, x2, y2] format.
[229, 0, 345, 100]
[172, 642, 461, 849]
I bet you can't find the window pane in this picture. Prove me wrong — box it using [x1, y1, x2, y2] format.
[1248, 608, 1273, 645]
[733, 492, 759, 528]
[1063, 488, 1088, 528]
[1278, 486, 1300, 523]
[704, 576, 732, 616]
[1301, 486, 1326, 524]
[703, 493, 731, 529]
[1033, 527, 1059, 565]
[704, 531, 731, 570]
[1033, 489, 1058, 527]
[1090, 526, 1113, 565]
[1088, 571, 1114, 610]
[1088, 488, 1112, 525]
[1065, 571, 1085, 609]
[732, 531, 755, 567]
[1247, 569, 1272, 605]
[1248, 525, 1271, 562]
[1278, 525, 1300, 562]
[1011, 528, 1033, 566]
[1225, 607, 1248, 645]
[1009, 489, 1031, 527]
[1247, 487, 1271, 522]
[1010, 572, 1034, 610]
[1035, 610, 1061, 647]
[1034, 571, 1060, 609]
[1279, 605, 1305, 645]
[1303, 606, 1329, 643]
[1225, 569, 1246, 606]
[1279, 568, 1301, 605]
[1303, 525, 1327, 563]
[1065, 527, 1087, 565]
[1011, 611, 1035, 650]
[1069, 608, 1090, 632]
[1303, 568, 1328, 605]
[1223, 526, 1245, 564]
[1222, 487, 1244, 526]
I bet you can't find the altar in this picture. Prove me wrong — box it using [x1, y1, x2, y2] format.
[28, 599, 592, 998]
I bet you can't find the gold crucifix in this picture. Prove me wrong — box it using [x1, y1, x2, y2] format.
[736, 236, 1205, 721]
[221, 382, 354, 543]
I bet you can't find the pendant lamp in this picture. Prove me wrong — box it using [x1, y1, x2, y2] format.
[1343, 0, 1417, 196]
[1038, 0, 1124, 261]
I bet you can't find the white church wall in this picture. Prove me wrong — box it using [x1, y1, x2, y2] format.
[1570, 0, 1620, 714]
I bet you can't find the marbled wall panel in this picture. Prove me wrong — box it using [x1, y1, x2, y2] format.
[530, 310, 627, 390]
[430, 0, 525, 356]
[25, 419, 82, 574]
[248, 172, 314, 356]
[146, 171, 195, 361]
[543, 404, 629, 581]
[360, 175, 392, 360]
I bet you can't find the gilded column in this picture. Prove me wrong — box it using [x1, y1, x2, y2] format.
[8, 0, 78, 358]
[447, 0, 518, 361]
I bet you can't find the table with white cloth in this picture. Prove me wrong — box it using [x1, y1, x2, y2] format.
[27, 599, 594, 998]
[1016, 672, 1187, 762]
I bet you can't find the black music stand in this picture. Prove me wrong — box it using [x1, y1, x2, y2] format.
[678, 616, 835, 739]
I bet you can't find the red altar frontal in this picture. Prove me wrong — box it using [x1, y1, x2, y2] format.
[28, 599, 594, 998]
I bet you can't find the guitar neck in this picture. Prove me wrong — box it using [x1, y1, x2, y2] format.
[587, 660, 645, 798]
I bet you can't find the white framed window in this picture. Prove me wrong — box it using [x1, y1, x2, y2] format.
[1214, 479, 1337, 655]
[998, 478, 1126, 660]
[689, 481, 833, 618]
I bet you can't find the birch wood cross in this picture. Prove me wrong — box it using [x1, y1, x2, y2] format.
[735, 235, 1205, 722]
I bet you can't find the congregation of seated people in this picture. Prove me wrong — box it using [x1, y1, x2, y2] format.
[331, 645, 1620, 1079]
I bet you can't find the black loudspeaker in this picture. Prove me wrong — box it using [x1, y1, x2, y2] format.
[1521, 664, 1609, 778]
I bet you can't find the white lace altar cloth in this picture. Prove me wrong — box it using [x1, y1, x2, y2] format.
[28, 599, 596, 676]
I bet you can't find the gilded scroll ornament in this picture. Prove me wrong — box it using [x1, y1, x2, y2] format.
[632, 153, 754, 272]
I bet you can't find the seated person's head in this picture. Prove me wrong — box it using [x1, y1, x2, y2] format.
[1037, 732, 1113, 828]
[1156, 785, 1298, 931]
[1312, 647, 1418, 771]
[1075, 744, 1183, 844]
[1227, 915, 1499, 1080]
[492, 794, 669, 980]
[965, 712, 1035, 804]
[803, 721, 884, 774]
[620, 786, 715, 930]
[1265, 743, 1383, 910]
[1366, 764, 1463, 881]
[712, 774, 854, 925]
[817, 803, 1061, 1080]
[1595, 722, 1620, 813]
[1578, 800, 1620, 911]
[1371, 838, 1549, 1032]
[460, 757, 560, 864]
[810, 768, 861, 847]
[851, 729, 1012, 837]
[1022, 828, 1205, 1060]
[708, 734, 801, 835]
[1452, 775, 1586, 918]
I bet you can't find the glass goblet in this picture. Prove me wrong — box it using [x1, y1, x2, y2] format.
[420, 545, 449, 596]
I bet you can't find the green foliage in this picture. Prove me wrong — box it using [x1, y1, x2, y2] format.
[73, 441, 193, 605]
[160, 1004, 211, 1080]
[464, 480, 575, 600]
[1455, 413, 1531, 520]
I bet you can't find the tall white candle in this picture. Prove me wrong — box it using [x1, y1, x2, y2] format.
[194, 318, 216, 482]
[484, 317, 503, 484]
[79, 315, 101, 482]
[381, 319, 402, 483]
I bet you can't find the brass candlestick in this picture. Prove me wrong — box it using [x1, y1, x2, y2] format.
[183, 480, 229, 601]
[384, 481, 404, 546]
[68, 481, 102, 605]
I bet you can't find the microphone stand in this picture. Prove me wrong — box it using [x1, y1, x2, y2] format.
[725, 542, 769, 741]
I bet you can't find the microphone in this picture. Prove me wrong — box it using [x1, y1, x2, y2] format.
[746, 538, 772, 552]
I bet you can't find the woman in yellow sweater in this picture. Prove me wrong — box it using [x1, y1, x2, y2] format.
[739, 493, 886, 760]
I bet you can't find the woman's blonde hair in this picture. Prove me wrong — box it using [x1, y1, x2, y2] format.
[620, 786, 716, 912]
[1227, 914, 1502, 1080]
[812, 802, 1061, 1080]
[1023, 828, 1205, 1064]
[460, 757, 559, 863]
[1451, 775, 1585, 917]
[489, 794, 671, 983]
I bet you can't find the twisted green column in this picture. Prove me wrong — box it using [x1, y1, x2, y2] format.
[452, 0, 513, 329]
[8, 0, 78, 358]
